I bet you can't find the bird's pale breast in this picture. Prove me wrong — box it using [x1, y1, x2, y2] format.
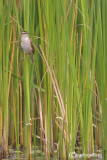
[21, 36, 32, 53]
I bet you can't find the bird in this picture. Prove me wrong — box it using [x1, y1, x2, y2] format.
[21, 31, 35, 62]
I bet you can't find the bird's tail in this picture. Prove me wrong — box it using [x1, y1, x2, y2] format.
[29, 53, 34, 62]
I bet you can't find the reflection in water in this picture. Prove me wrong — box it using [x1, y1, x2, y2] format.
[0, 147, 53, 160]
[0, 147, 102, 160]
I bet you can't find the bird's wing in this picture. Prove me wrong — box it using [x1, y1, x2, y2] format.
[30, 39, 35, 53]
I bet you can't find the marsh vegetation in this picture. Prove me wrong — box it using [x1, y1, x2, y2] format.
[0, 0, 106, 159]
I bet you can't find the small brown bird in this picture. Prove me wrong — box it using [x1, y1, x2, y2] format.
[21, 31, 35, 62]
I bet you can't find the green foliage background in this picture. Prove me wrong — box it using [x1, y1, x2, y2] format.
[0, 0, 106, 159]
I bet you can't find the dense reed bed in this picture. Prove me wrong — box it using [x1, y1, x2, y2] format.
[0, 0, 106, 159]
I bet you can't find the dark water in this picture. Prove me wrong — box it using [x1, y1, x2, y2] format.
[0, 147, 102, 160]
[0, 147, 55, 160]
